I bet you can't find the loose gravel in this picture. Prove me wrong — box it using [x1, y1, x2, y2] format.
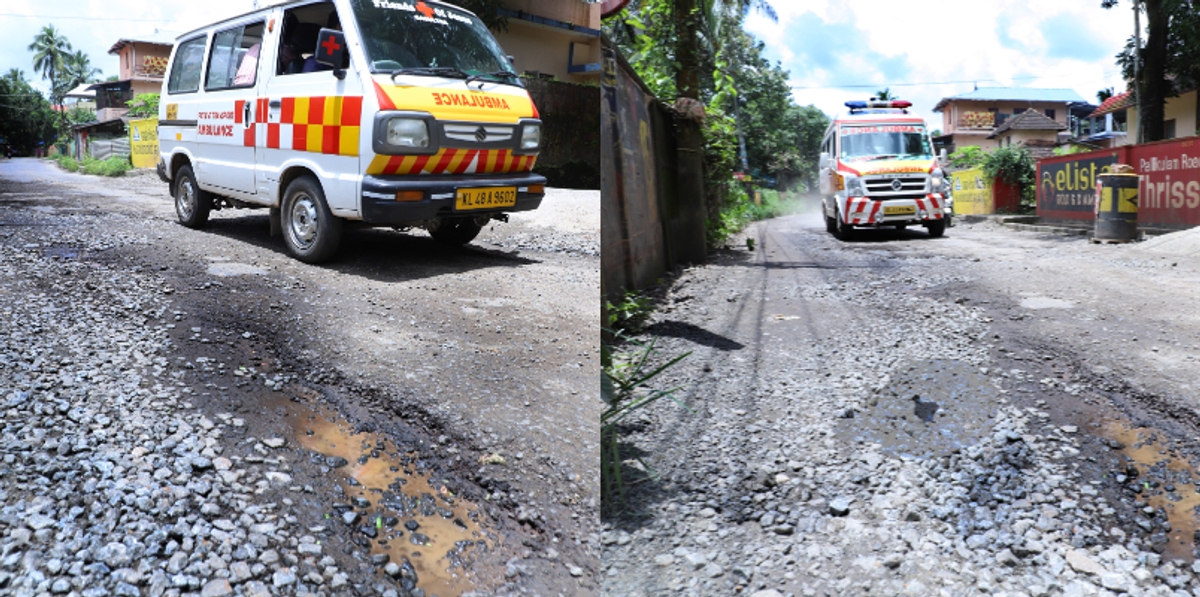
[603, 213, 1200, 597]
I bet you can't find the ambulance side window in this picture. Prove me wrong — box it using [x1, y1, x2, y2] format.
[205, 21, 266, 91]
[167, 36, 207, 95]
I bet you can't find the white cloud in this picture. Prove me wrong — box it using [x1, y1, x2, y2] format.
[0, 0, 250, 97]
[745, 0, 1132, 128]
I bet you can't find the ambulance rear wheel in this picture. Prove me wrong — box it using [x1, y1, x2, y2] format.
[282, 175, 343, 263]
[428, 216, 484, 246]
[174, 165, 211, 229]
[926, 220, 946, 238]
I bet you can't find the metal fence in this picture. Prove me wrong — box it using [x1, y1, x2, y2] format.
[88, 137, 131, 161]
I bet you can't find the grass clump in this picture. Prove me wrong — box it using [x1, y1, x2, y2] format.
[80, 156, 131, 177]
[601, 332, 691, 514]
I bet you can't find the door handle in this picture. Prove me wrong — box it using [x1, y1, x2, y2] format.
[269, 99, 281, 108]
[243, 101, 252, 126]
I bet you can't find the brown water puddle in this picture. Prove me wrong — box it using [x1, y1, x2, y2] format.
[274, 395, 498, 596]
[1098, 420, 1200, 560]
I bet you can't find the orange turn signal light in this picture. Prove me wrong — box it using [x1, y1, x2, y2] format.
[527, 184, 545, 194]
[395, 191, 424, 202]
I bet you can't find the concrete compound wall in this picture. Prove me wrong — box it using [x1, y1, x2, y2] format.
[1037, 136, 1200, 229]
[601, 39, 707, 302]
[524, 78, 600, 189]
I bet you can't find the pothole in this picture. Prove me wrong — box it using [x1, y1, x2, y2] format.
[273, 395, 500, 595]
[837, 360, 998, 458]
[1097, 419, 1200, 560]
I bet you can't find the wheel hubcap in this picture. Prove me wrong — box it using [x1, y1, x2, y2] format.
[176, 180, 194, 219]
[288, 194, 319, 249]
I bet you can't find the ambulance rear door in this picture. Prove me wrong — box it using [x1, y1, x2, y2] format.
[194, 16, 267, 198]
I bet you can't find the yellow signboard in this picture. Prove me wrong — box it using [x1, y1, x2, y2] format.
[950, 167, 994, 215]
[129, 117, 159, 169]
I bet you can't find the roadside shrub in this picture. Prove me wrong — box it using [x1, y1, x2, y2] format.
[79, 155, 131, 177]
[54, 154, 80, 172]
[982, 146, 1036, 210]
[605, 291, 654, 333]
[948, 145, 986, 169]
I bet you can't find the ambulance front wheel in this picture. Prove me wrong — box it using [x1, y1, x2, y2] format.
[174, 165, 212, 229]
[926, 219, 946, 238]
[281, 175, 343, 263]
[427, 216, 484, 246]
[834, 207, 855, 241]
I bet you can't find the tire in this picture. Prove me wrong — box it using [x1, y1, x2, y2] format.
[926, 219, 946, 238]
[427, 216, 484, 246]
[281, 175, 343, 263]
[835, 207, 855, 241]
[174, 165, 212, 229]
[824, 203, 837, 234]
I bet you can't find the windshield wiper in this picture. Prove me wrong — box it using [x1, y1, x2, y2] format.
[464, 70, 521, 87]
[389, 67, 469, 82]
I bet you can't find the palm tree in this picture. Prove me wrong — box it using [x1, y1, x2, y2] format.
[28, 25, 72, 131]
[873, 88, 897, 101]
[63, 50, 102, 91]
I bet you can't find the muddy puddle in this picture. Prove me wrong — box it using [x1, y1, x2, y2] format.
[837, 360, 999, 459]
[1096, 419, 1200, 560]
[270, 393, 498, 596]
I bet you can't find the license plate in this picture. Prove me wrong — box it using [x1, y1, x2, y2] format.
[883, 205, 916, 215]
[455, 186, 517, 210]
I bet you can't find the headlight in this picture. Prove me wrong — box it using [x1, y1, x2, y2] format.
[386, 118, 429, 148]
[930, 176, 945, 193]
[844, 175, 865, 197]
[520, 123, 541, 151]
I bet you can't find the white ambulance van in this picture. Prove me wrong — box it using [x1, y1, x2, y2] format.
[818, 100, 947, 240]
[158, 0, 545, 262]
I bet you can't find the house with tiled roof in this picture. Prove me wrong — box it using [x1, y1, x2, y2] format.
[1083, 89, 1199, 147]
[933, 87, 1088, 154]
[987, 109, 1066, 159]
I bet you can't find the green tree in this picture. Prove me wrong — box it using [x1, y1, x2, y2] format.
[0, 69, 57, 155]
[873, 88, 896, 101]
[1102, 0, 1200, 142]
[62, 50, 102, 95]
[28, 25, 73, 133]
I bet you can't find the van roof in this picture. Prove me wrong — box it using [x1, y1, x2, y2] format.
[172, 0, 477, 41]
[834, 112, 925, 125]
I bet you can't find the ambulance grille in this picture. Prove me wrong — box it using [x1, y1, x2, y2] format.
[443, 123, 515, 144]
[864, 175, 926, 197]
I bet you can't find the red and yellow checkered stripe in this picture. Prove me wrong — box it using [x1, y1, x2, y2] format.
[242, 96, 363, 156]
[365, 149, 537, 176]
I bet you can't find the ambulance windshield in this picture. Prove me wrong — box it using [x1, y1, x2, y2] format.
[839, 125, 932, 162]
[350, 0, 517, 83]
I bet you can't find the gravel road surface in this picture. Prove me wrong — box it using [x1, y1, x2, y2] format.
[603, 205, 1200, 597]
[0, 157, 598, 597]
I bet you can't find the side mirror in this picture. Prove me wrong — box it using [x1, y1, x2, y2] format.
[819, 152, 830, 170]
[314, 28, 348, 79]
[938, 148, 948, 167]
[507, 55, 515, 65]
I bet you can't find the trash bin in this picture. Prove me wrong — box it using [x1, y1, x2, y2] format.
[1094, 172, 1140, 242]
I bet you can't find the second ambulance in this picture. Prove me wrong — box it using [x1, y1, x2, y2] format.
[158, 0, 545, 263]
[818, 100, 947, 240]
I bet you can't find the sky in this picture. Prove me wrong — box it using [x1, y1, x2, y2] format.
[743, 0, 1138, 131]
[0, 0, 255, 96]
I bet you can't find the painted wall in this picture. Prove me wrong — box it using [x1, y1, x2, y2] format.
[502, 0, 599, 29]
[128, 117, 158, 169]
[523, 78, 599, 188]
[493, 22, 599, 83]
[1036, 136, 1200, 228]
[949, 168, 993, 215]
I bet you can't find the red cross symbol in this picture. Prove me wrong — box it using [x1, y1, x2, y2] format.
[321, 34, 341, 57]
[416, 1, 434, 17]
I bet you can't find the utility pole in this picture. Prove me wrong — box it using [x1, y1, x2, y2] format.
[1133, 0, 1143, 144]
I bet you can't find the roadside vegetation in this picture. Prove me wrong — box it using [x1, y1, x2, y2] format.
[949, 144, 1038, 211]
[49, 153, 131, 177]
[605, 0, 829, 249]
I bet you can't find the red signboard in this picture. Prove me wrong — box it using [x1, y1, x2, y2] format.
[1036, 136, 1200, 229]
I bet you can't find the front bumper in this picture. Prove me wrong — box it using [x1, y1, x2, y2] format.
[360, 172, 547, 225]
[843, 194, 946, 226]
